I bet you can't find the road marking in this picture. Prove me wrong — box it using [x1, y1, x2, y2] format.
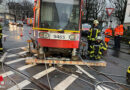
[7, 67, 56, 90]
[76, 65, 110, 90]
[0, 52, 8, 62]
[7, 46, 26, 51]
[5, 58, 26, 64]
[7, 80, 31, 90]
[17, 64, 36, 71]
[1, 71, 14, 78]
[54, 74, 78, 90]
[0, 64, 36, 77]
[7, 51, 27, 58]
[75, 65, 96, 80]
[96, 85, 111, 90]
[33, 67, 56, 79]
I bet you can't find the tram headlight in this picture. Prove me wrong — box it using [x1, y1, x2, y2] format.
[69, 35, 75, 40]
[39, 32, 49, 39]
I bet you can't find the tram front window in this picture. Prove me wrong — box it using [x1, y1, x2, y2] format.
[40, 0, 80, 30]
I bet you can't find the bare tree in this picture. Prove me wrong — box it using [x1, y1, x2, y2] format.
[0, 0, 2, 4]
[85, 0, 106, 24]
[110, 0, 128, 24]
[7, 0, 33, 21]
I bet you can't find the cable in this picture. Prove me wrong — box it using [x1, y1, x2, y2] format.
[1, 52, 21, 90]
[54, 66, 95, 87]
[43, 51, 52, 90]
[96, 81, 130, 88]
[78, 54, 129, 89]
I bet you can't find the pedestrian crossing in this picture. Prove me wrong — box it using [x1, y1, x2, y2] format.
[7, 67, 56, 90]
[0, 49, 95, 90]
[6, 51, 27, 58]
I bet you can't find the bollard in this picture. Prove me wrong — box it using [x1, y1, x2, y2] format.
[27, 40, 33, 56]
[0, 25, 3, 52]
[29, 29, 32, 34]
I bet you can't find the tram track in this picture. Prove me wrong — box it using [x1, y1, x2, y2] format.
[3, 63, 50, 90]
[1, 45, 130, 90]
[79, 54, 130, 90]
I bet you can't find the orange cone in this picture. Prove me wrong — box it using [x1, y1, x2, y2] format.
[20, 32, 23, 37]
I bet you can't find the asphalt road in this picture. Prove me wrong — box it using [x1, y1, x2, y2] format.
[0, 25, 130, 90]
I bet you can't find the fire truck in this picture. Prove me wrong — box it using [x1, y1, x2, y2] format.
[26, 0, 106, 66]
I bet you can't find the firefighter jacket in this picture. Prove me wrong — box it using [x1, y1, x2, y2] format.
[87, 26, 101, 41]
[127, 66, 130, 83]
[0, 25, 2, 39]
[89, 40, 107, 60]
[127, 66, 130, 74]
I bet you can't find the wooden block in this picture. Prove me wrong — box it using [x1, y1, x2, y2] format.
[25, 58, 107, 67]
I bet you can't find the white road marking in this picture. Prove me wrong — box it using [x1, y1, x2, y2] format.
[7, 46, 26, 52]
[1, 71, 14, 78]
[75, 65, 96, 80]
[7, 51, 27, 58]
[76, 65, 110, 90]
[0, 52, 8, 62]
[0, 64, 36, 77]
[96, 85, 111, 90]
[7, 80, 31, 90]
[54, 74, 79, 90]
[7, 67, 56, 90]
[33, 67, 56, 79]
[17, 64, 36, 71]
[5, 58, 25, 65]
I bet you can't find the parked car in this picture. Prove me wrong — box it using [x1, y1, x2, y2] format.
[81, 23, 91, 37]
[16, 21, 23, 27]
[82, 23, 91, 31]
[9, 20, 16, 25]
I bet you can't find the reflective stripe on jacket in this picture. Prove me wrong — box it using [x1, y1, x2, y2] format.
[88, 28, 101, 41]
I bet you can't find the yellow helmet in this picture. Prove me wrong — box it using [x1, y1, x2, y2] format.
[96, 36, 102, 40]
[93, 20, 99, 24]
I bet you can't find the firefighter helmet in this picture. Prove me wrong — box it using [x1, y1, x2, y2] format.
[96, 36, 102, 40]
[93, 20, 99, 24]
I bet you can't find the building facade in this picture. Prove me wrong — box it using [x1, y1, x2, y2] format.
[124, 0, 130, 30]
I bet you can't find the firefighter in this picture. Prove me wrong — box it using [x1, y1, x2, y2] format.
[114, 24, 124, 49]
[87, 20, 101, 56]
[114, 25, 120, 49]
[89, 36, 107, 60]
[0, 24, 3, 52]
[104, 27, 112, 45]
[126, 66, 130, 84]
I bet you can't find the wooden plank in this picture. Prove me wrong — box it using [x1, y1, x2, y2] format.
[25, 58, 107, 67]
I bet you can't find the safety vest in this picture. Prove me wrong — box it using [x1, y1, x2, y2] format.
[105, 28, 112, 37]
[88, 28, 101, 41]
[114, 26, 120, 36]
[119, 24, 124, 36]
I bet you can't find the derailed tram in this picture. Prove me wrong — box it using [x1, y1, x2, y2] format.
[29, 0, 106, 66]
[34, 0, 81, 59]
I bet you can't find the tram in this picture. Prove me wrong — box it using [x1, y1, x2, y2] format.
[33, 0, 82, 59]
[27, 0, 106, 66]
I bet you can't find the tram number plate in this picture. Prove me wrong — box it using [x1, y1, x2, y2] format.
[53, 34, 66, 40]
